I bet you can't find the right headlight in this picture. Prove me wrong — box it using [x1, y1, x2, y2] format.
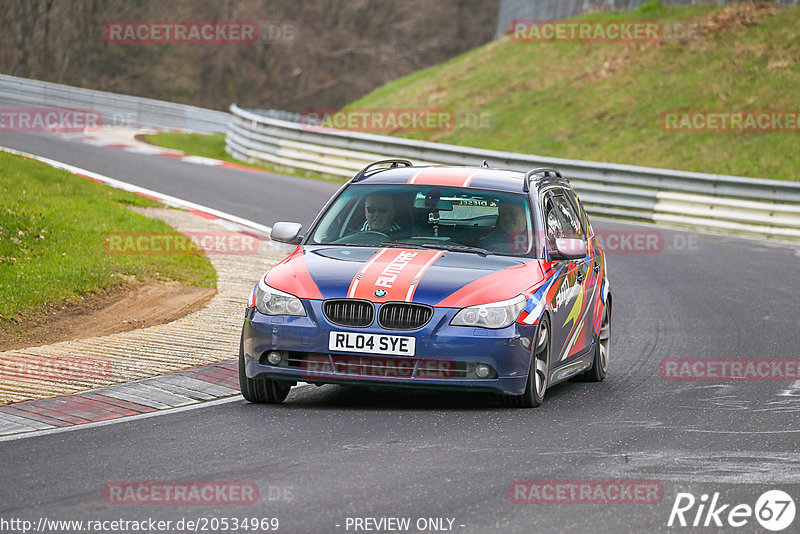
[254, 280, 306, 316]
[451, 294, 526, 329]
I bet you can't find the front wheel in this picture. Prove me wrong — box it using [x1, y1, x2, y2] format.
[239, 338, 291, 404]
[501, 316, 550, 408]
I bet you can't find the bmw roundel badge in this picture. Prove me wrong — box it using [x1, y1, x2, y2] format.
[374, 289, 387, 297]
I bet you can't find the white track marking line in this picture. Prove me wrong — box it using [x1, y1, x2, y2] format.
[0, 396, 242, 442]
[0, 383, 317, 443]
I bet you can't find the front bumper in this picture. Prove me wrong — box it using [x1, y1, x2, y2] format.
[241, 301, 537, 395]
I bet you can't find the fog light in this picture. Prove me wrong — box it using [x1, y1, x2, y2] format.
[475, 364, 491, 378]
[266, 351, 283, 365]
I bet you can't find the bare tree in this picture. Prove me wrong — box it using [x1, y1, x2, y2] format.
[0, 0, 499, 111]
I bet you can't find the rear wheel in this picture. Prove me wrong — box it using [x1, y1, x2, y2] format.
[502, 316, 550, 408]
[239, 338, 291, 404]
[582, 305, 610, 382]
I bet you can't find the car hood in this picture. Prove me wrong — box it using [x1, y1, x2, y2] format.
[264, 245, 546, 308]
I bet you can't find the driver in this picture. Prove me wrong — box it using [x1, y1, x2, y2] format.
[362, 193, 401, 234]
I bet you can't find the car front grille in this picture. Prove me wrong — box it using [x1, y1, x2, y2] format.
[378, 303, 433, 330]
[323, 299, 374, 327]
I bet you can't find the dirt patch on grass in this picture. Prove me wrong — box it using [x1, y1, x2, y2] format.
[0, 282, 216, 351]
[134, 133, 162, 145]
[700, 1, 778, 35]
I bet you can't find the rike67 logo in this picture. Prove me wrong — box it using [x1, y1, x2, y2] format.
[668, 490, 796, 531]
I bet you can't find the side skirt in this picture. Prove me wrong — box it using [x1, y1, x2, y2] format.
[549, 354, 592, 385]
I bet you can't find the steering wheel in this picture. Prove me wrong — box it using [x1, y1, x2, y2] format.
[330, 230, 388, 245]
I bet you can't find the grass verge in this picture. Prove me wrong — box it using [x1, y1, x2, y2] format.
[0, 151, 217, 324]
[143, 132, 235, 162]
[142, 132, 345, 182]
[345, 2, 800, 181]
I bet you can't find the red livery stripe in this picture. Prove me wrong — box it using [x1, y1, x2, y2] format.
[436, 261, 545, 308]
[347, 248, 392, 298]
[347, 248, 444, 302]
[404, 250, 444, 302]
[407, 167, 478, 187]
[264, 247, 324, 300]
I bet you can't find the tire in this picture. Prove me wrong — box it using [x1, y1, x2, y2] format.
[238, 337, 291, 404]
[582, 305, 610, 382]
[501, 316, 550, 408]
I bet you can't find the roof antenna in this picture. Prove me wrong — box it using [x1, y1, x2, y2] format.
[481, 160, 489, 168]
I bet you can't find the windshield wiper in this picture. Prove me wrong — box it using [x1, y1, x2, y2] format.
[381, 241, 489, 256]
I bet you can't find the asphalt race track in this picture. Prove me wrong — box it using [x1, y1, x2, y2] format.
[2, 128, 800, 533]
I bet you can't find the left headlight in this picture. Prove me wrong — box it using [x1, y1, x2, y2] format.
[253, 280, 306, 316]
[451, 294, 526, 329]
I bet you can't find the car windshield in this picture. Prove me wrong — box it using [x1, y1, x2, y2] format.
[308, 184, 538, 257]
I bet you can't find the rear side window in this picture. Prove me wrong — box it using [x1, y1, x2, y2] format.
[566, 189, 592, 238]
[544, 190, 583, 247]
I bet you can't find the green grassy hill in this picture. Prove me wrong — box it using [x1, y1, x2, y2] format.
[347, 1, 799, 180]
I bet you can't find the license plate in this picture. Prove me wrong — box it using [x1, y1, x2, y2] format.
[329, 331, 415, 356]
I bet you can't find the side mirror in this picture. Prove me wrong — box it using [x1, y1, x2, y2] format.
[270, 222, 303, 245]
[550, 238, 586, 260]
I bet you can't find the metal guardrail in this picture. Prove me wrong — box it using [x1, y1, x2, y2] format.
[0, 74, 228, 133]
[1, 73, 797, 241]
[227, 103, 800, 240]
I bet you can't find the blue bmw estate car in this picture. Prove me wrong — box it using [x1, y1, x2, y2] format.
[240, 160, 611, 407]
